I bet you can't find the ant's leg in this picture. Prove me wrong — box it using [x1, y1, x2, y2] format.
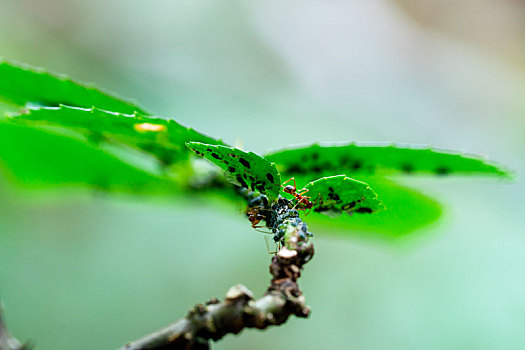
[264, 236, 273, 254]
[292, 196, 309, 210]
[298, 188, 309, 196]
[254, 226, 270, 234]
[265, 236, 279, 255]
[281, 177, 297, 193]
[292, 199, 301, 210]
[305, 194, 321, 216]
[282, 177, 294, 186]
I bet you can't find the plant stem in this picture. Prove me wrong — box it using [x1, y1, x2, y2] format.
[120, 223, 314, 350]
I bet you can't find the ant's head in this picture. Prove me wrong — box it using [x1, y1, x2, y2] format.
[283, 185, 295, 194]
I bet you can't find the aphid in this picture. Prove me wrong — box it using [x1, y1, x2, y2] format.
[282, 177, 314, 212]
[247, 193, 269, 208]
[246, 194, 312, 253]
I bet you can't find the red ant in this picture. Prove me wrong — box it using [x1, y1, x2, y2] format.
[247, 207, 280, 254]
[282, 177, 314, 212]
[247, 207, 265, 228]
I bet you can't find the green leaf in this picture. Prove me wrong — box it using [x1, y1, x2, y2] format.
[0, 60, 148, 114]
[186, 142, 281, 201]
[10, 105, 224, 165]
[266, 143, 509, 178]
[0, 102, 17, 117]
[305, 176, 443, 239]
[0, 121, 175, 193]
[304, 175, 383, 216]
[268, 142, 507, 236]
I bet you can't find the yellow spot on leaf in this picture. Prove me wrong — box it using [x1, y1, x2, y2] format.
[134, 123, 166, 132]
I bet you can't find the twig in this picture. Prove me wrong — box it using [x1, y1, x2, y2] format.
[120, 221, 314, 350]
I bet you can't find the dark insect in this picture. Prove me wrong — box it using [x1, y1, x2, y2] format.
[269, 197, 312, 243]
[246, 194, 312, 254]
[246, 194, 270, 229]
[247, 207, 265, 228]
[282, 177, 314, 212]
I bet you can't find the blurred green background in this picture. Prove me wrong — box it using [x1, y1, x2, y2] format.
[0, 1, 524, 349]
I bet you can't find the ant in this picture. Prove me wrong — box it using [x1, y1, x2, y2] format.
[246, 194, 270, 229]
[247, 206, 281, 254]
[247, 207, 265, 229]
[282, 177, 314, 213]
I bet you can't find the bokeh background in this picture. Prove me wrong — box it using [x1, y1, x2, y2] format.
[0, 1, 524, 349]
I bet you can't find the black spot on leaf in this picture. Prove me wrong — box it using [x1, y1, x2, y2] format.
[239, 158, 251, 168]
[236, 175, 248, 188]
[255, 181, 265, 193]
[211, 153, 220, 160]
[288, 164, 302, 173]
[435, 166, 450, 175]
[328, 192, 340, 201]
[266, 173, 274, 183]
[159, 152, 176, 165]
[401, 163, 414, 173]
[311, 165, 322, 173]
[314, 206, 331, 213]
[356, 207, 373, 214]
[228, 167, 235, 173]
[351, 161, 362, 170]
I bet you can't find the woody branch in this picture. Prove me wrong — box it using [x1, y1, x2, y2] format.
[120, 220, 314, 350]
